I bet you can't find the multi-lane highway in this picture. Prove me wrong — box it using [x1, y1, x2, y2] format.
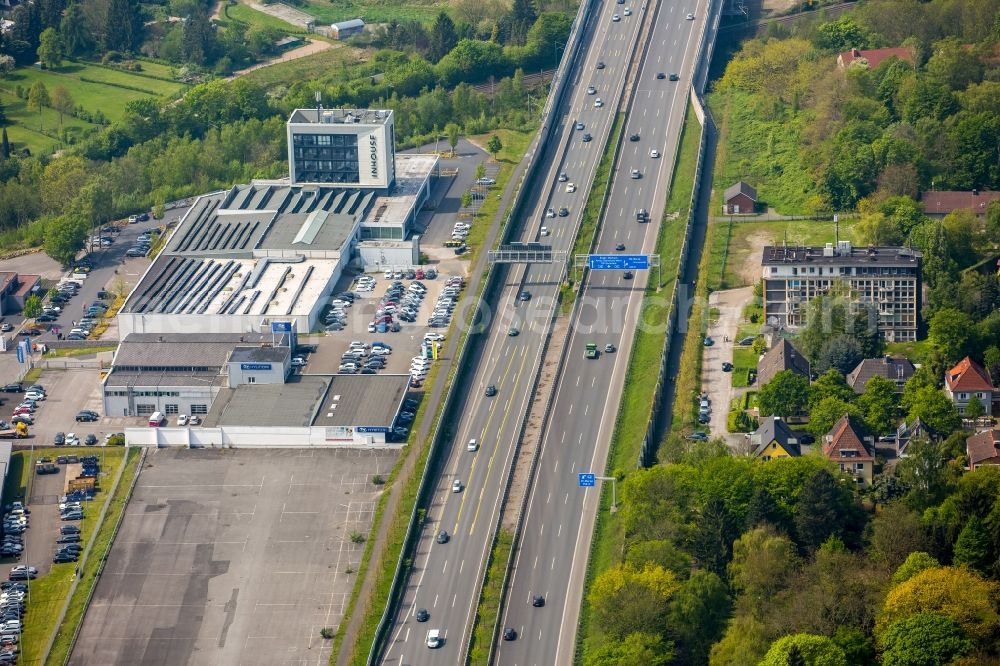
[379, 0, 652, 661]
[496, 0, 709, 662]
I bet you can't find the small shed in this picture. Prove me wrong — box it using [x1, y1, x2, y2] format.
[723, 181, 757, 215]
[330, 18, 365, 40]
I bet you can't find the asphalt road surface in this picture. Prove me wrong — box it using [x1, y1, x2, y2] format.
[379, 0, 650, 661]
[496, 0, 710, 663]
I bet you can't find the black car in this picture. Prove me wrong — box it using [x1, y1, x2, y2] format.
[436, 530, 449, 544]
[656, 72, 666, 79]
[629, 133, 640, 141]
[75, 411, 99, 422]
[502, 628, 518, 641]
[53, 553, 78, 563]
[722, 362, 733, 372]
[60, 525, 80, 535]
[415, 608, 430, 622]
[596, 61, 605, 69]
[558, 207, 569, 217]
[138, 212, 150, 221]
[582, 133, 592, 142]
[532, 595, 545, 607]
[616, 243, 626, 251]
[485, 384, 497, 397]
[84, 434, 98, 446]
[2, 384, 21, 393]
[519, 291, 531, 302]
[669, 73, 679, 81]
[623, 271, 634, 279]
[56, 534, 81, 544]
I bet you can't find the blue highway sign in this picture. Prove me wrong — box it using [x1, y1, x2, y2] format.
[578, 473, 596, 487]
[588, 254, 649, 270]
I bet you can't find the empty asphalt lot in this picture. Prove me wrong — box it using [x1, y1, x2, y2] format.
[70, 447, 397, 666]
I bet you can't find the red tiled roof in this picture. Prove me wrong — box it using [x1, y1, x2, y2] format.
[945, 357, 993, 393]
[823, 414, 873, 462]
[921, 190, 1000, 216]
[966, 429, 1000, 468]
[838, 47, 915, 70]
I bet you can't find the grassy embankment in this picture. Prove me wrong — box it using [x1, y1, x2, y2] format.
[576, 102, 700, 657]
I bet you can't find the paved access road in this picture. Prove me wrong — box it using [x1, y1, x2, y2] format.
[496, 1, 710, 664]
[380, 0, 650, 662]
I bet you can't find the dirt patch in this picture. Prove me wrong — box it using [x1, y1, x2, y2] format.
[229, 38, 333, 79]
[734, 229, 772, 286]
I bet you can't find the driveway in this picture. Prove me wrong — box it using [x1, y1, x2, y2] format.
[701, 286, 752, 445]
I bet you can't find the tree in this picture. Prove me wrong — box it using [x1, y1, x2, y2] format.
[710, 616, 770, 666]
[759, 634, 847, 666]
[666, 570, 730, 665]
[814, 336, 864, 375]
[22, 294, 42, 319]
[857, 375, 897, 435]
[587, 562, 678, 640]
[879, 613, 973, 666]
[27, 81, 50, 131]
[805, 397, 860, 437]
[895, 437, 953, 507]
[0, 55, 15, 77]
[809, 370, 856, 408]
[445, 122, 461, 156]
[745, 487, 787, 532]
[814, 16, 869, 51]
[688, 497, 738, 576]
[584, 632, 672, 666]
[758, 370, 810, 417]
[952, 516, 993, 575]
[878, 566, 1000, 643]
[891, 552, 940, 586]
[963, 394, 985, 420]
[486, 133, 503, 160]
[794, 470, 850, 552]
[926, 37, 983, 91]
[104, 0, 141, 53]
[428, 11, 458, 62]
[50, 85, 74, 126]
[905, 387, 961, 435]
[37, 27, 63, 69]
[729, 526, 798, 603]
[60, 2, 93, 57]
[1, 129, 9, 160]
[928, 308, 975, 364]
[867, 505, 928, 570]
[43, 213, 86, 266]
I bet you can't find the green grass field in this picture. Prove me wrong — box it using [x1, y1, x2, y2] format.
[4, 446, 129, 666]
[0, 62, 186, 127]
[301, 0, 445, 26]
[242, 45, 362, 88]
[0, 89, 100, 155]
[223, 2, 307, 33]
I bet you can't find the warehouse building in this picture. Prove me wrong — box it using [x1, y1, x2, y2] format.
[125, 374, 412, 448]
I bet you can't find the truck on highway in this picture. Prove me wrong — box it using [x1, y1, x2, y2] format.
[0, 422, 28, 439]
[585, 343, 599, 359]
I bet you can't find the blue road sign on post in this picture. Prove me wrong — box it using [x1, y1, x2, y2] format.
[588, 255, 650, 270]
[271, 321, 292, 333]
[579, 473, 596, 487]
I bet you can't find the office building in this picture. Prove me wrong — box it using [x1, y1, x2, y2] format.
[287, 108, 396, 190]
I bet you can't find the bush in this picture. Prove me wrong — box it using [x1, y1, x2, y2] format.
[320, 627, 334, 639]
[102, 51, 123, 64]
[349, 531, 366, 544]
[106, 434, 126, 446]
[371, 474, 385, 486]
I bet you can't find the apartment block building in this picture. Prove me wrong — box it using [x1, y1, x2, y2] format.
[761, 241, 922, 342]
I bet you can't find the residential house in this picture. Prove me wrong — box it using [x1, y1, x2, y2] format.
[895, 417, 938, 456]
[965, 429, 1000, 470]
[757, 338, 810, 388]
[944, 356, 994, 416]
[750, 416, 801, 461]
[723, 181, 757, 215]
[921, 190, 1000, 219]
[837, 47, 915, 70]
[846, 355, 916, 394]
[0, 272, 41, 317]
[823, 414, 876, 486]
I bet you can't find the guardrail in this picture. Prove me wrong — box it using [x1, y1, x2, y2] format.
[638, 0, 720, 465]
[365, 0, 604, 658]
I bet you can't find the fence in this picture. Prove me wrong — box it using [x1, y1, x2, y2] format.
[365, 0, 603, 658]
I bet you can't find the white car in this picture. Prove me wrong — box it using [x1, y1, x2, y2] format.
[686, 11, 694, 19]
[586, 85, 596, 95]
[540, 227, 550, 236]
[24, 391, 45, 401]
[650, 149, 660, 158]
[594, 98, 604, 108]
[178, 414, 189, 426]
[624, 7, 632, 15]
[612, 13, 620, 21]
[566, 183, 577, 193]
[424, 333, 445, 342]
[291, 356, 307, 367]
[452, 479, 463, 493]
[545, 208, 555, 218]
[66, 433, 80, 446]
[189, 415, 201, 426]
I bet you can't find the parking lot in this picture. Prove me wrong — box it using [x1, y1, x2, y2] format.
[71, 447, 397, 666]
